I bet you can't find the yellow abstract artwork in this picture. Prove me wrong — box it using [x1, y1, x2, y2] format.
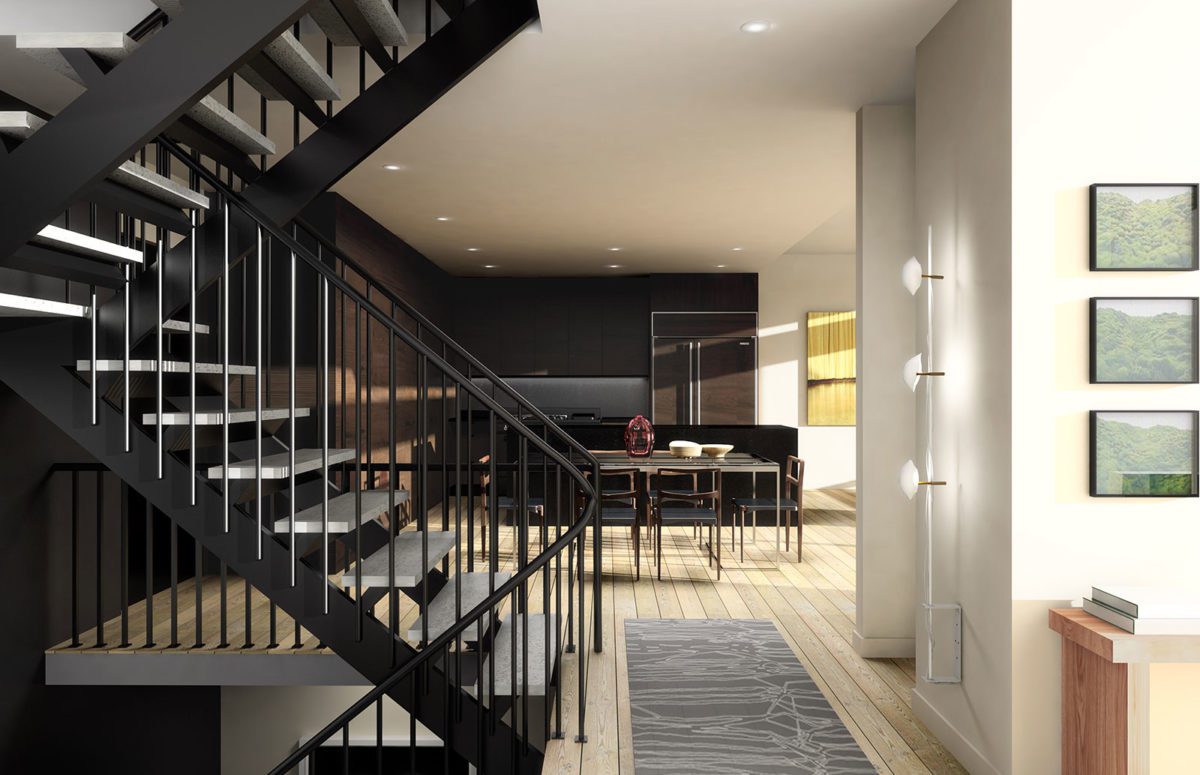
[807, 311, 856, 426]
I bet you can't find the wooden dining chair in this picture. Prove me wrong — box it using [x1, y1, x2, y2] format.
[652, 467, 723, 580]
[469, 453, 548, 558]
[731, 455, 805, 562]
[581, 467, 647, 580]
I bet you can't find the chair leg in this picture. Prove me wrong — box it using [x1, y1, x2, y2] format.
[716, 518, 721, 580]
[797, 509, 803, 562]
[785, 507, 790, 552]
[633, 522, 641, 581]
[656, 518, 663, 581]
[739, 507, 745, 563]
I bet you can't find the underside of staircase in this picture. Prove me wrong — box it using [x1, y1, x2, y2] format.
[0, 1, 602, 773]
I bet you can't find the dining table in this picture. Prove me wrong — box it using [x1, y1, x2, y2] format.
[581, 450, 785, 567]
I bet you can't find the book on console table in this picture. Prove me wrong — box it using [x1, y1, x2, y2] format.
[1091, 585, 1200, 620]
[1082, 598, 1200, 635]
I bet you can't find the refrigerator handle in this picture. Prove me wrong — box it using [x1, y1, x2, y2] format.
[694, 339, 701, 425]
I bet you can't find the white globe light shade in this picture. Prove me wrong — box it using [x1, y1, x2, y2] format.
[902, 256, 923, 295]
[900, 459, 920, 500]
[903, 354, 923, 392]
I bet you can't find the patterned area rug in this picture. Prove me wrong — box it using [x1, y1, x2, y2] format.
[624, 619, 876, 774]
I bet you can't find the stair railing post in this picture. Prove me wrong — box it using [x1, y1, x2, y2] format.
[388, 324, 397, 665]
[95, 471, 105, 648]
[123, 262, 130, 452]
[593, 457, 602, 655]
[321, 274, 329, 615]
[189, 207, 197, 506]
[222, 198, 230, 531]
[156, 230, 164, 479]
[70, 470, 79, 647]
[288, 246, 296, 587]
[255, 225, 264, 560]
[90, 283, 97, 425]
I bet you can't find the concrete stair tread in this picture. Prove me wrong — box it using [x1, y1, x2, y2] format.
[0, 110, 47, 140]
[110, 161, 211, 210]
[342, 531, 458, 589]
[273, 489, 408, 534]
[163, 319, 211, 334]
[206, 448, 354, 480]
[33, 225, 143, 265]
[0, 291, 88, 319]
[142, 406, 311, 426]
[311, 0, 408, 46]
[479, 613, 560, 697]
[76, 359, 254, 375]
[407, 571, 513, 642]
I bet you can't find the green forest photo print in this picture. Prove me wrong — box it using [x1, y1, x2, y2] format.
[1092, 298, 1197, 383]
[1092, 411, 1198, 496]
[1093, 185, 1197, 269]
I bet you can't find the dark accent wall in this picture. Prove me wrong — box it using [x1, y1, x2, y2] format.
[0, 382, 219, 775]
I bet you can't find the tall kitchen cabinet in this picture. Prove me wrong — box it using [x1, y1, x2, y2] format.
[651, 312, 757, 425]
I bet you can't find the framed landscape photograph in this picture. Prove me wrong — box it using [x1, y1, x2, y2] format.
[1090, 410, 1199, 497]
[1090, 184, 1198, 270]
[1090, 297, 1198, 383]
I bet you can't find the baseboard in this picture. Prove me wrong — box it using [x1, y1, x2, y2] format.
[852, 631, 915, 658]
[912, 688, 1004, 775]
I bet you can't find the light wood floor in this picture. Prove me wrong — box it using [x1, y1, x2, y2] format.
[543, 489, 967, 775]
[49, 489, 964, 774]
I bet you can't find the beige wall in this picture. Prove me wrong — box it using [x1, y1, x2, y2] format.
[854, 104, 917, 657]
[913, 1, 1013, 773]
[758, 252, 856, 489]
[1009, 0, 1200, 770]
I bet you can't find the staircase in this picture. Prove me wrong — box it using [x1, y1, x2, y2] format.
[0, 2, 600, 773]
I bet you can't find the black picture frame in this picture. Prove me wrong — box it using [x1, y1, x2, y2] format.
[1090, 183, 1199, 271]
[1089, 410, 1199, 497]
[1089, 297, 1199, 384]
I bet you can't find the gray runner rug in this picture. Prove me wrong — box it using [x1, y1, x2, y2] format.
[624, 618, 877, 774]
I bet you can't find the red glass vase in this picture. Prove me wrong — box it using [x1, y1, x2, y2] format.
[624, 415, 654, 457]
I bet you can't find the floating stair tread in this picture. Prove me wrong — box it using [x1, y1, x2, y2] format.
[76, 359, 254, 375]
[207, 448, 354, 480]
[0, 292, 88, 319]
[15, 32, 137, 84]
[110, 161, 211, 210]
[310, 0, 408, 46]
[32, 225, 143, 265]
[273, 489, 408, 534]
[0, 110, 46, 139]
[142, 406, 311, 426]
[188, 96, 276, 156]
[163, 319, 211, 334]
[407, 572, 513, 642]
[342, 531, 458, 589]
[480, 614, 560, 697]
[243, 32, 341, 102]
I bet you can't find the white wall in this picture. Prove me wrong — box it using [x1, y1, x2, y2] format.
[1009, 1, 1200, 770]
[913, 1, 1013, 774]
[854, 105, 917, 658]
[0, 0, 152, 33]
[758, 252, 856, 489]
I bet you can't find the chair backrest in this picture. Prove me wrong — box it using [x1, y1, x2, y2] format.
[785, 455, 805, 504]
[654, 467, 721, 508]
[597, 468, 639, 503]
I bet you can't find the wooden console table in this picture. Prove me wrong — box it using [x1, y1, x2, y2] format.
[1050, 607, 1200, 774]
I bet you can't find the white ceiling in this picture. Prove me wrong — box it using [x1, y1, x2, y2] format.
[333, 0, 954, 276]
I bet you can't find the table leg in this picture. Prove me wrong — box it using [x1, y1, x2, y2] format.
[775, 469, 781, 568]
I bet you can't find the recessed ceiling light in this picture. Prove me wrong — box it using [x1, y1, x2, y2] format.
[715, 264, 727, 268]
[606, 264, 622, 269]
[740, 20, 771, 33]
[482, 264, 497, 269]
[382, 163, 405, 171]
[608, 247, 624, 252]
[731, 246, 745, 252]
[435, 216, 452, 222]
[466, 247, 480, 252]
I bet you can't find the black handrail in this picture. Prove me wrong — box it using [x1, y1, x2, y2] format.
[127, 9, 169, 41]
[158, 136, 600, 767]
[292, 213, 596, 463]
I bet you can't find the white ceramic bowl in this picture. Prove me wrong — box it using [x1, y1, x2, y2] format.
[702, 444, 734, 458]
[669, 440, 703, 458]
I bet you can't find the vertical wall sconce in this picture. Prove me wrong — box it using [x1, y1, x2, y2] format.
[899, 226, 961, 685]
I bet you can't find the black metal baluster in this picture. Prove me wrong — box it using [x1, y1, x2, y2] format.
[377, 696, 384, 775]
[354, 301, 362, 642]
[170, 522, 179, 648]
[70, 471, 79, 648]
[388, 327, 397, 664]
[120, 482, 129, 647]
[95, 472, 105, 648]
[194, 541, 203, 648]
[145, 502, 154, 648]
[419, 350, 428, 648]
